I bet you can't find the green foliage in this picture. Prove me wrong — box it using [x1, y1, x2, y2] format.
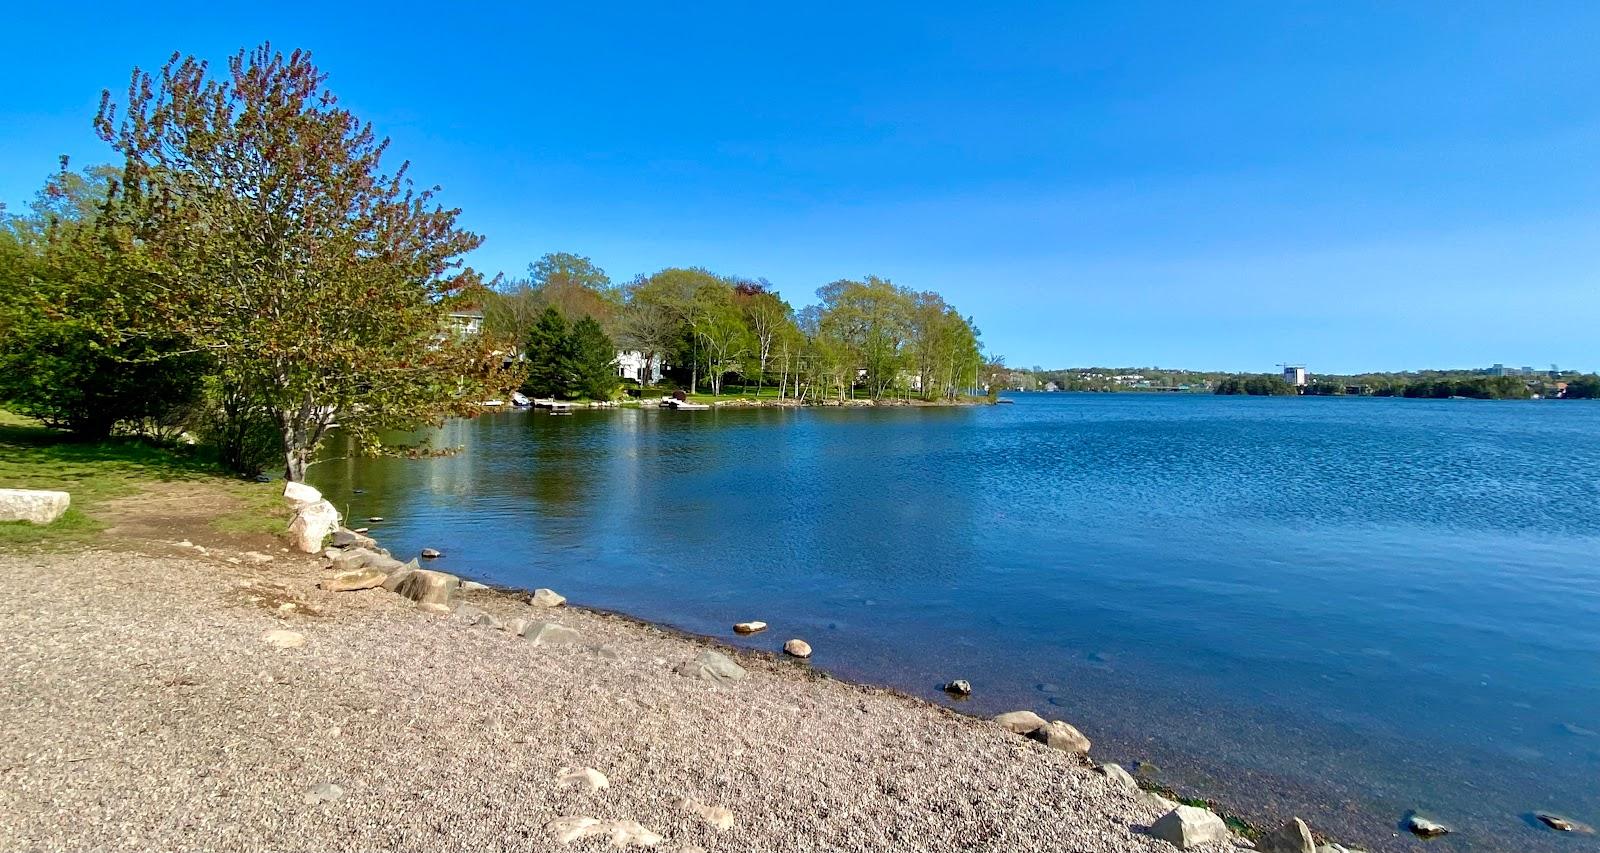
[1214, 375, 1297, 396]
[522, 307, 578, 399]
[571, 315, 620, 400]
[0, 163, 208, 439]
[95, 45, 519, 480]
[1563, 375, 1600, 399]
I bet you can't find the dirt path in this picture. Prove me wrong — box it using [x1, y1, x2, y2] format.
[0, 484, 1232, 852]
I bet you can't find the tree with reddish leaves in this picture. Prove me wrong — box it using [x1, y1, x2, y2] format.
[95, 45, 518, 481]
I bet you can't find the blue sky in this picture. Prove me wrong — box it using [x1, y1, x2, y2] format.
[3, 3, 1597, 372]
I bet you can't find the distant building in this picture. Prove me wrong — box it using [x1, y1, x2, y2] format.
[1282, 365, 1308, 386]
[616, 350, 663, 384]
[445, 308, 484, 338]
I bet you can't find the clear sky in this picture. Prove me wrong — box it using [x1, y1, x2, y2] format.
[3, 2, 1596, 373]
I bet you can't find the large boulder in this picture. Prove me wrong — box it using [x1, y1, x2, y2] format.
[0, 489, 70, 524]
[330, 547, 406, 574]
[993, 710, 1048, 734]
[675, 650, 746, 684]
[1151, 805, 1229, 850]
[1028, 720, 1091, 753]
[388, 566, 459, 613]
[283, 481, 322, 505]
[319, 568, 388, 592]
[1096, 763, 1138, 792]
[1259, 817, 1316, 853]
[530, 588, 566, 608]
[330, 528, 376, 550]
[288, 499, 340, 554]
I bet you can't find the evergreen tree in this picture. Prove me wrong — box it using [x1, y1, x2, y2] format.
[571, 315, 620, 400]
[522, 307, 577, 399]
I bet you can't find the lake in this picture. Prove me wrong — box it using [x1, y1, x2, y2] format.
[310, 394, 1600, 852]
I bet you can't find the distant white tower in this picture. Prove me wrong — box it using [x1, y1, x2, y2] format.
[1281, 365, 1308, 386]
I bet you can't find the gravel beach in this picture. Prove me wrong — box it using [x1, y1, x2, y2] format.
[0, 533, 1239, 852]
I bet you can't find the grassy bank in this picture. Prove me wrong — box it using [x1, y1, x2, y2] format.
[0, 410, 283, 547]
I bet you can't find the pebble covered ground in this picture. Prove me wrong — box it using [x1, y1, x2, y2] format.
[0, 543, 1240, 852]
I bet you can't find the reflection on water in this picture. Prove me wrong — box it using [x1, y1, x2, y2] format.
[311, 396, 1600, 853]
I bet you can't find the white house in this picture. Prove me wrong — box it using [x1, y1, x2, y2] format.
[616, 350, 663, 384]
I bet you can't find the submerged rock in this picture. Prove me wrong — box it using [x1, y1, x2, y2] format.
[420, 547, 441, 559]
[675, 650, 746, 684]
[1151, 805, 1229, 850]
[993, 710, 1048, 734]
[1027, 720, 1091, 753]
[783, 638, 812, 658]
[943, 679, 972, 696]
[1536, 812, 1593, 833]
[1259, 817, 1316, 853]
[1405, 815, 1449, 838]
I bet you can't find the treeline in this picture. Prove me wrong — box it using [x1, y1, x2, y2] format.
[480, 256, 990, 402]
[1213, 375, 1297, 396]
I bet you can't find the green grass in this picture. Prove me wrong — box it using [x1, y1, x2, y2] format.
[0, 410, 280, 547]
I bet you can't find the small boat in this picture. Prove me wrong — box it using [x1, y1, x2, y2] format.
[662, 398, 710, 410]
[510, 391, 532, 407]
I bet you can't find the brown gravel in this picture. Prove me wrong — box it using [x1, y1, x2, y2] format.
[0, 543, 1239, 852]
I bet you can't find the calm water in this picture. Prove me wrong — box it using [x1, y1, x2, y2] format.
[311, 394, 1600, 852]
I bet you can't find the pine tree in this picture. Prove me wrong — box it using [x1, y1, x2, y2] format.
[571, 315, 620, 400]
[522, 307, 577, 399]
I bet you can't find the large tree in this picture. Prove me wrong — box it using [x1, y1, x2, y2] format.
[96, 46, 515, 480]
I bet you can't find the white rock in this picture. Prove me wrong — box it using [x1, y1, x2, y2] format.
[1028, 720, 1091, 753]
[1151, 805, 1229, 850]
[263, 630, 305, 649]
[531, 588, 567, 607]
[732, 621, 767, 634]
[547, 817, 661, 848]
[556, 766, 608, 793]
[287, 499, 341, 554]
[678, 798, 734, 830]
[1405, 815, 1449, 838]
[783, 639, 812, 658]
[0, 489, 70, 524]
[548, 816, 601, 844]
[675, 650, 746, 684]
[1096, 763, 1138, 792]
[302, 782, 343, 804]
[282, 481, 322, 505]
[993, 710, 1048, 734]
[243, 551, 274, 564]
[420, 547, 441, 559]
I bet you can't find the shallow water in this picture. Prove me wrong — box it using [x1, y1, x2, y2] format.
[311, 394, 1600, 851]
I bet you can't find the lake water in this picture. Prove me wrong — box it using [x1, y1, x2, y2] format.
[310, 394, 1600, 852]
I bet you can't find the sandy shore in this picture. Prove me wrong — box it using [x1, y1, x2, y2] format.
[0, 506, 1240, 852]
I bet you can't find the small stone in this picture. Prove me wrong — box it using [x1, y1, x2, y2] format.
[732, 621, 767, 634]
[523, 622, 583, 646]
[993, 710, 1048, 734]
[1405, 815, 1449, 838]
[1258, 817, 1316, 853]
[1096, 763, 1138, 792]
[783, 639, 812, 658]
[262, 630, 305, 649]
[531, 588, 567, 608]
[243, 551, 273, 564]
[556, 766, 608, 793]
[678, 798, 734, 830]
[420, 548, 441, 559]
[943, 679, 972, 696]
[353, 527, 369, 534]
[303, 782, 343, 804]
[675, 650, 746, 684]
[548, 816, 601, 844]
[277, 602, 296, 612]
[1028, 720, 1091, 753]
[1151, 805, 1229, 849]
[367, 516, 383, 522]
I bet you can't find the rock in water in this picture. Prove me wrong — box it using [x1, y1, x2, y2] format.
[288, 499, 341, 554]
[1028, 720, 1092, 753]
[523, 622, 583, 646]
[1259, 817, 1316, 853]
[675, 650, 746, 684]
[1536, 813, 1592, 833]
[993, 710, 1049, 734]
[678, 798, 735, 830]
[943, 679, 972, 696]
[732, 621, 767, 634]
[319, 568, 387, 592]
[530, 588, 567, 608]
[1405, 815, 1449, 838]
[263, 630, 305, 649]
[282, 481, 322, 505]
[783, 639, 812, 658]
[556, 766, 608, 793]
[420, 547, 441, 559]
[1096, 763, 1138, 792]
[1150, 805, 1230, 850]
[388, 567, 460, 613]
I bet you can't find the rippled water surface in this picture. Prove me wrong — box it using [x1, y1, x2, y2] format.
[311, 395, 1600, 851]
